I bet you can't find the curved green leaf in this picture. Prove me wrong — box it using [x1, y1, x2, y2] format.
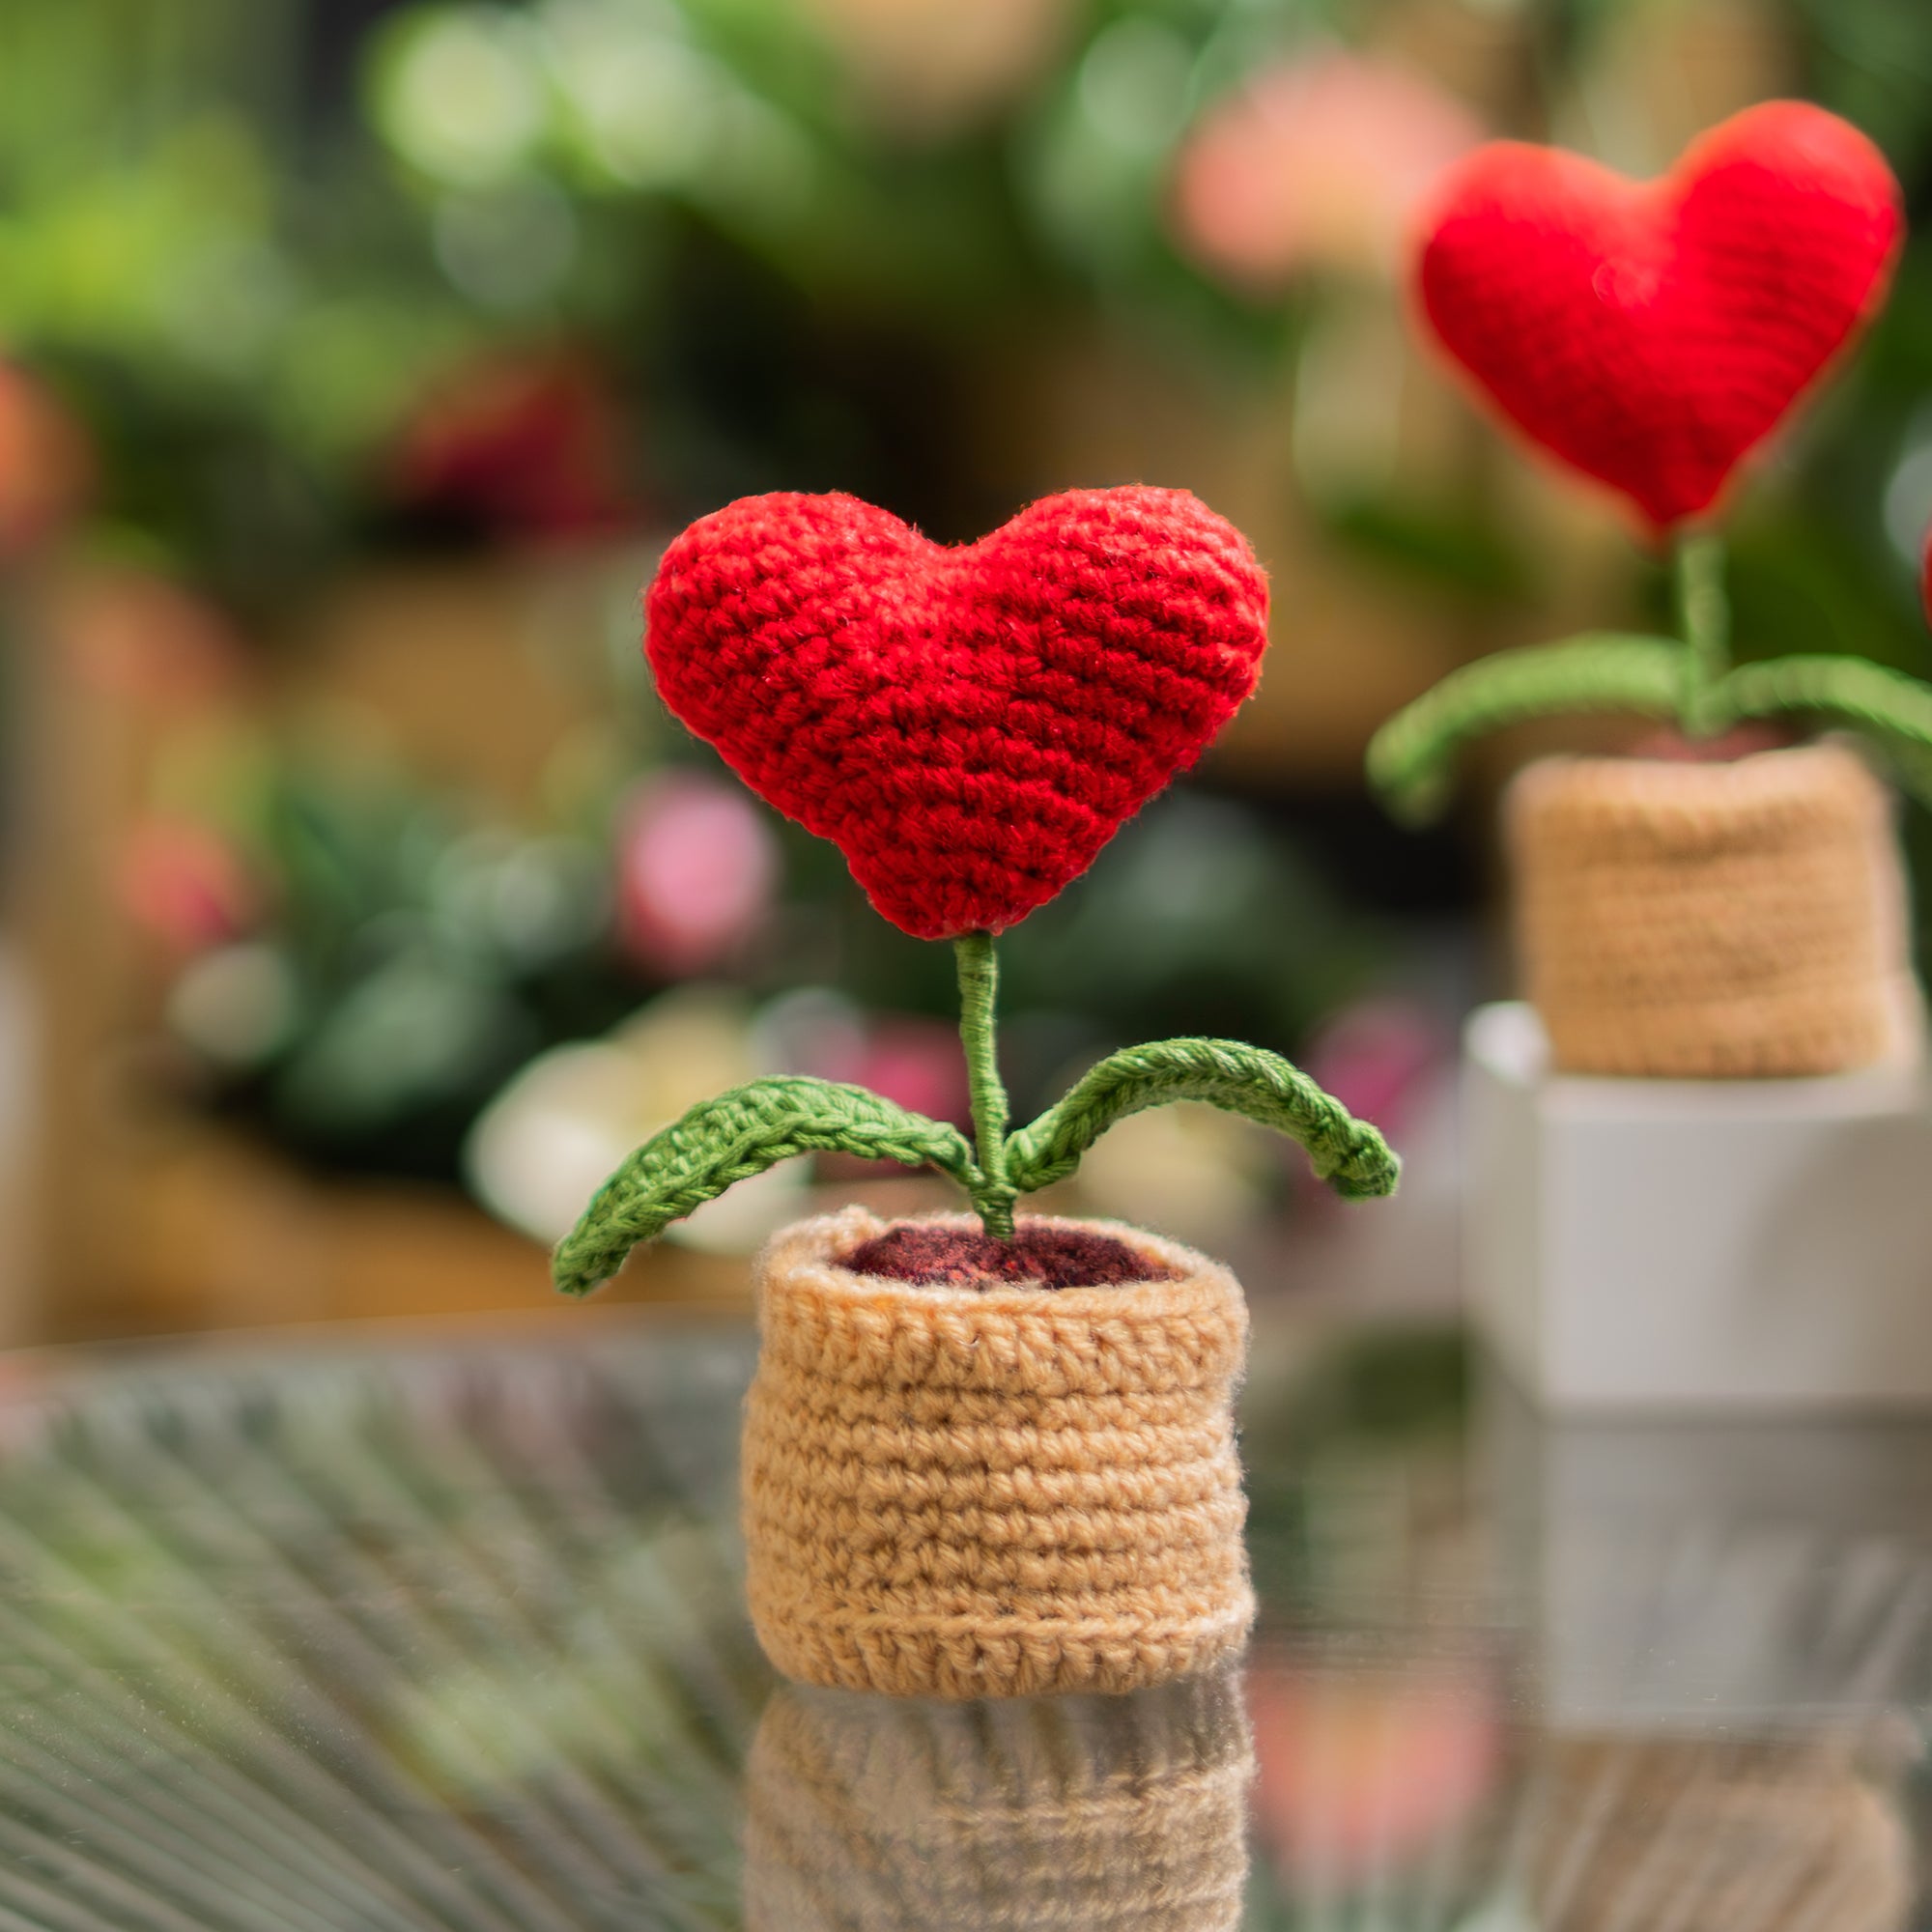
[1005, 1038, 1400, 1202]
[554, 1077, 979, 1297]
[1367, 635, 1687, 823]
[1720, 656, 1932, 803]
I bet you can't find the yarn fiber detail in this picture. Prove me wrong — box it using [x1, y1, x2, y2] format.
[741, 1207, 1255, 1699]
[1507, 742, 1917, 1078]
[1416, 101, 1901, 527]
[743, 1669, 1252, 1931]
[644, 487, 1268, 939]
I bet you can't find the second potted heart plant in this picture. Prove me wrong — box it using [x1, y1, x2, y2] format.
[1370, 101, 1925, 1078]
[556, 485, 1399, 1698]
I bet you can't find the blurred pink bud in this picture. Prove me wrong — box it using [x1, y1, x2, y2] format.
[119, 817, 257, 955]
[0, 362, 90, 558]
[848, 1016, 970, 1127]
[1249, 1660, 1499, 1879]
[1171, 51, 1481, 291]
[1300, 996, 1443, 1141]
[615, 772, 780, 976]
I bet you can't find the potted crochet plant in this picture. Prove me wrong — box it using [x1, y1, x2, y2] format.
[1368, 101, 1927, 1078]
[554, 485, 1401, 1698]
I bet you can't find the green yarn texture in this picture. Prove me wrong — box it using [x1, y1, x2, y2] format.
[1368, 635, 1685, 822]
[1369, 637, 1932, 824]
[1367, 534, 1932, 823]
[552, 1037, 1401, 1296]
[954, 932, 1018, 1238]
[1007, 1037, 1400, 1200]
[552, 1078, 976, 1297]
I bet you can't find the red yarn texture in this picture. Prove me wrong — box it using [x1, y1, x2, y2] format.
[1415, 101, 1902, 528]
[644, 487, 1268, 939]
[839, 1221, 1174, 1289]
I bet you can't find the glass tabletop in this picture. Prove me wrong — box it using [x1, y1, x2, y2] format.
[0, 1307, 1923, 1930]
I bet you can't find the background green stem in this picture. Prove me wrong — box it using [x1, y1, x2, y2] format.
[953, 932, 1017, 1240]
[1674, 533, 1735, 737]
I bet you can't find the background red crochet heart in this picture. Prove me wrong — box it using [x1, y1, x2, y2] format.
[644, 487, 1268, 940]
[1415, 100, 1902, 528]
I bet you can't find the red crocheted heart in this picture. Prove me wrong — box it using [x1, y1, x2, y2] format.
[644, 487, 1268, 939]
[1415, 101, 1902, 528]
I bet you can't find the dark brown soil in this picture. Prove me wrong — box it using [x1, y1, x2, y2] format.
[839, 1222, 1174, 1291]
[1628, 723, 1796, 763]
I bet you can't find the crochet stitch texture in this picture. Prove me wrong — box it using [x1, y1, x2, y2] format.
[1507, 743, 1915, 1077]
[1417, 100, 1901, 527]
[644, 486, 1269, 939]
[743, 1669, 1252, 1930]
[740, 1207, 1255, 1699]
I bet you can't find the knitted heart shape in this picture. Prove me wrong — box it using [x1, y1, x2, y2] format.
[1415, 101, 1902, 528]
[645, 487, 1269, 939]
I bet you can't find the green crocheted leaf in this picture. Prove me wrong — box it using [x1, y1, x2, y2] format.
[1367, 635, 1688, 823]
[553, 1077, 979, 1297]
[1720, 656, 1932, 802]
[1005, 1038, 1400, 1202]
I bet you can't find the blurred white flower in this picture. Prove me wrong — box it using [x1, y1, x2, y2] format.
[464, 985, 805, 1254]
[371, 8, 552, 187]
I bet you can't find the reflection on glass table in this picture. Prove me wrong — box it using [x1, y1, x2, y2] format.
[0, 1308, 1922, 1928]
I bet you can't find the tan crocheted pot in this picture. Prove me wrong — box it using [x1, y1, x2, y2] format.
[742, 1667, 1252, 1931]
[740, 1206, 1255, 1700]
[1505, 742, 1918, 1077]
[1520, 1734, 1910, 1932]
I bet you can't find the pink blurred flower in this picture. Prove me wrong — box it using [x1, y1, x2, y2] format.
[615, 771, 780, 977]
[119, 817, 258, 955]
[1249, 1659, 1500, 1880]
[847, 1016, 969, 1125]
[1171, 50, 1481, 292]
[0, 362, 90, 558]
[1300, 997, 1443, 1142]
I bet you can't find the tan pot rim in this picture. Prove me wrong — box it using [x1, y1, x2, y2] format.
[753, 1206, 1248, 1398]
[1508, 739, 1890, 837]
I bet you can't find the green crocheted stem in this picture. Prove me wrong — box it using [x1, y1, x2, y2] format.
[1366, 540, 1744, 816]
[954, 932, 1017, 1240]
[1005, 1037, 1401, 1202]
[1674, 533, 1734, 737]
[1366, 635, 1687, 823]
[553, 1076, 978, 1296]
[1722, 655, 1932, 802]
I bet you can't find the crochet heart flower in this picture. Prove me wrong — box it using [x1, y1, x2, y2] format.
[1415, 100, 1902, 528]
[644, 487, 1269, 939]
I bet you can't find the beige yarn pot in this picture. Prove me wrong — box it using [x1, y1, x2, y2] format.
[740, 1206, 1255, 1700]
[1505, 742, 1918, 1078]
[1520, 1733, 1910, 1932]
[742, 1666, 1253, 1931]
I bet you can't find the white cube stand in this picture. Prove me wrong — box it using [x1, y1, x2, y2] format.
[1483, 1376, 1932, 1726]
[1464, 1001, 1932, 1413]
